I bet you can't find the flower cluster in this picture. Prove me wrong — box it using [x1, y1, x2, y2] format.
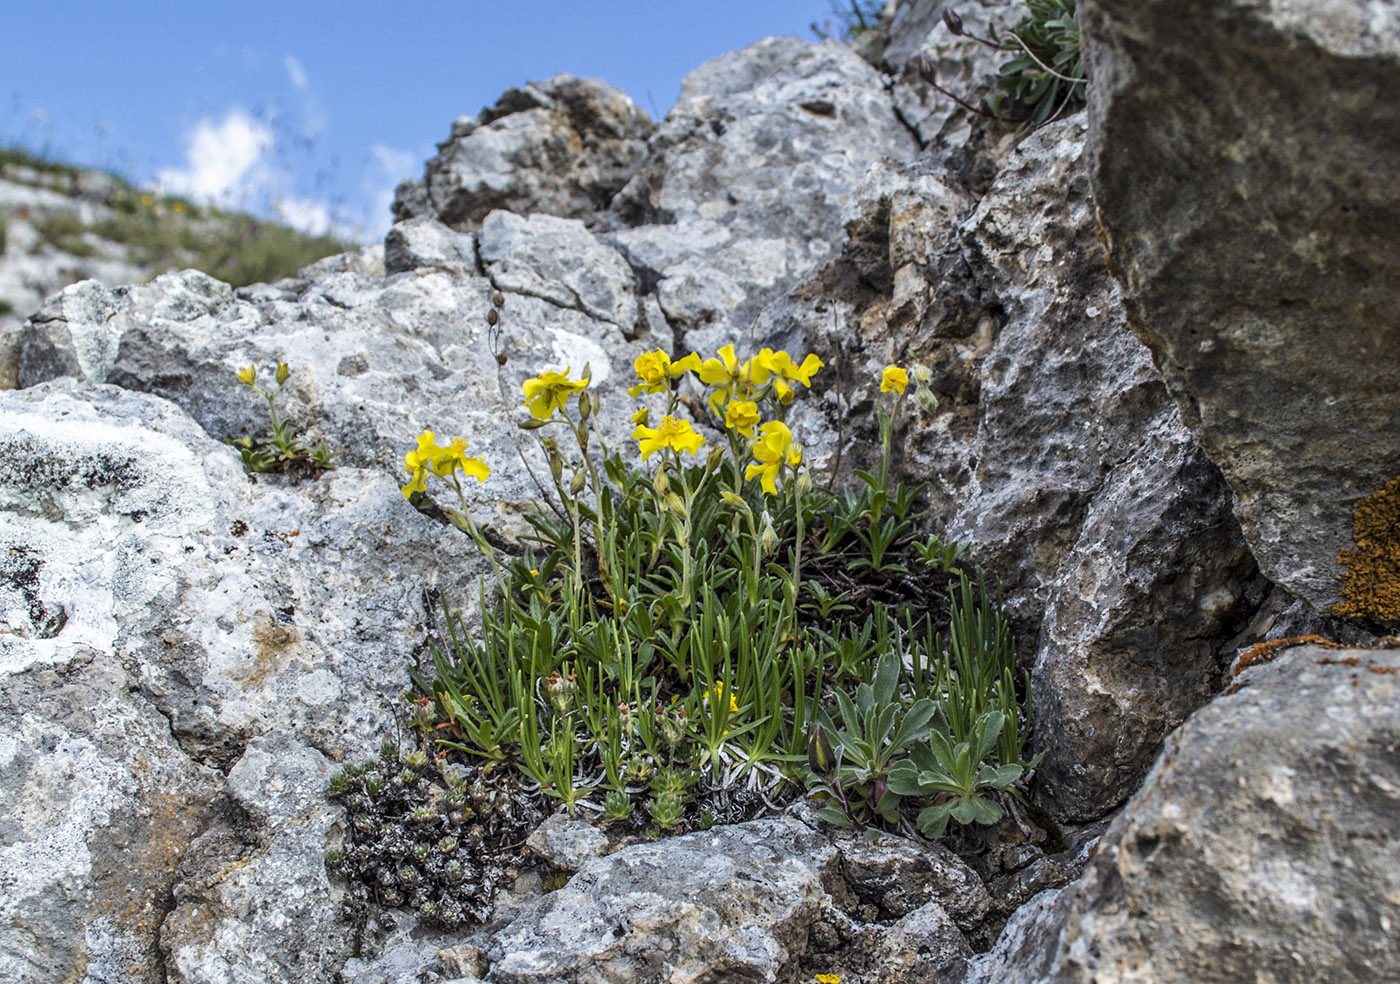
[401, 431, 490, 498]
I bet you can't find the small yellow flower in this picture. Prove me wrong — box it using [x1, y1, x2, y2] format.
[438, 437, 490, 482]
[173, 201, 188, 214]
[814, 975, 841, 984]
[633, 415, 704, 459]
[628, 350, 700, 397]
[522, 368, 588, 420]
[881, 365, 909, 394]
[631, 406, 650, 427]
[696, 344, 753, 411]
[236, 365, 257, 386]
[140, 193, 154, 207]
[704, 681, 740, 713]
[402, 430, 445, 498]
[750, 349, 824, 401]
[745, 421, 800, 494]
[724, 400, 760, 437]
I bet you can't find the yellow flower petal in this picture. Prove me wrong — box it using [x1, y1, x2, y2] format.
[881, 365, 909, 394]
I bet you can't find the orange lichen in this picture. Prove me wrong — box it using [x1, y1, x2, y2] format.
[1334, 475, 1400, 625]
[1231, 634, 1346, 677]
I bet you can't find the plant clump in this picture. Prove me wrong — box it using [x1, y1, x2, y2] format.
[326, 741, 543, 928]
[1334, 474, 1400, 625]
[920, 1, 1087, 136]
[328, 291, 1039, 925]
[230, 361, 337, 478]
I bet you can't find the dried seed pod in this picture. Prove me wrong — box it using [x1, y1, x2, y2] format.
[493, 292, 505, 307]
[487, 308, 499, 326]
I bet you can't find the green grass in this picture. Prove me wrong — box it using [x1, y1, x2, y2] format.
[3, 144, 348, 288]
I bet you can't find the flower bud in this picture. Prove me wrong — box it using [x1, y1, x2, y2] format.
[794, 468, 813, 498]
[237, 365, 257, 386]
[915, 386, 939, 414]
[665, 491, 686, 515]
[911, 363, 932, 385]
[761, 515, 779, 556]
[518, 417, 548, 430]
[653, 466, 670, 497]
[275, 362, 290, 386]
[570, 470, 587, 495]
[807, 723, 836, 779]
[706, 445, 726, 471]
[919, 53, 937, 85]
[942, 6, 964, 35]
[577, 390, 592, 421]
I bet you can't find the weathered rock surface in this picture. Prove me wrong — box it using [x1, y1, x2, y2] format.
[1082, 0, 1400, 615]
[802, 118, 1259, 820]
[611, 36, 920, 343]
[394, 75, 653, 231]
[949, 644, 1400, 983]
[486, 817, 838, 983]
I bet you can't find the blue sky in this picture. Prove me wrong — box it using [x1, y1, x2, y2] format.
[4, 2, 843, 242]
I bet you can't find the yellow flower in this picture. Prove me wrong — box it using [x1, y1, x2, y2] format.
[696, 344, 753, 411]
[704, 681, 740, 713]
[814, 975, 841, 984]
[628, 350, 701, 397]
[173, 201, 188, 214]
[724, 400, 760, 437]
[745, 421, 801, 494]
[402, 430, 446, 498]
[140, 193, 154, 207]
[881, 365, 909, 394]
[522, 368, 588, 420]
[439, 437, 490, 482]
[750, 349, 824, 404]
[631, 406, 650, 427]
[633, 415, 704, 459]
[236, 365, 257, 386]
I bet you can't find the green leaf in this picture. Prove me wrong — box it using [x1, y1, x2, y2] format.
[916, 803, 953, 838]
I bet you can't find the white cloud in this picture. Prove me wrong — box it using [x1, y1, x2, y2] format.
[271, 196, 334, 237]
[156, 109, 274, 206]
[284, 54, 309, 90]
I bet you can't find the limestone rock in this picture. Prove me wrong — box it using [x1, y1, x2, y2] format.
[873, 900, 973, 983]
[485, 817, 838, 983]
[383, 216, 478, 277]
[952, 644, 1400, 983]
[1081, 0, 1400, 615]
[479, 210, 640, 334]
[611, 36, 919, 342]
[834, 829, 990, 930]
[400, 75, 652, 231]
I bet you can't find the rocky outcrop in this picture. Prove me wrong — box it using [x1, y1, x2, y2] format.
[1081, 0, 1400, 618]
[393, 75, 653, 231]
[953, 643, 1400, 983]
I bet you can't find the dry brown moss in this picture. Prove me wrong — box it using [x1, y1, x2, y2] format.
[1334, 475, 1400, 625]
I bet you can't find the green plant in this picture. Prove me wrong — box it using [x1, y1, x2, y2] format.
[355, 295, 1035, 924]
[888, 709, 1024, 837]
[231, 361, 338, 477]
[919, 2, 1088, 135]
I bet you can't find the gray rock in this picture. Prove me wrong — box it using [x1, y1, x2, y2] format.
[939, 887, 1071, 984]
[486, 817, 838, 983]
[886, 0, 1024, 191]
[383, 216, 478, 277]
[162, 737, 348, 984]
[873, 900, 973, 983]
[479, 210, 640, 333]
[611, 36, 919, 341]
[524, 812, 610, 871]
[403, 75, 652, 231]
[0, 648, 219, 984]
[960, 644, 1400, 983]
[1081, 0, 1400, 615]
[834, 829, 990, 930]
